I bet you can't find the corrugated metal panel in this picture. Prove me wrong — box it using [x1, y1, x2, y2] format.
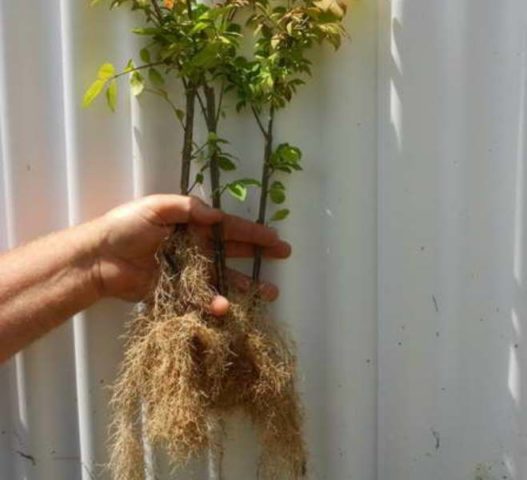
[0, 0, 377, 479]
[6, 0, 527, 479]
[378, 1, 527, 479]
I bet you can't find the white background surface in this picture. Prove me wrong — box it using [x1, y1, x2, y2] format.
[0, 0, 526, 479]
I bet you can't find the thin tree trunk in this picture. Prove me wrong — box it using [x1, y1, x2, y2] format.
[204, 84, 227, 296]
[180, 84, 196, 195]
[165, 85, 196, 273]
[252, 107, 274, 282]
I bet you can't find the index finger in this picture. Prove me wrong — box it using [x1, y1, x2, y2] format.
[196, 214, 280, 247]
[139, 194, 223, 226]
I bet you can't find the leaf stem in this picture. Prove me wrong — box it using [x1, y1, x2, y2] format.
[113, 61, 166, 80]
[143, 87, 185, 129]
[252, 106, 274, 282]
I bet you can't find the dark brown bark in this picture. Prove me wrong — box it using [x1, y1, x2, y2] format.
[252, 107, 274, 282]
[180, 85, 196, 195]
[203, 85, 227, 296]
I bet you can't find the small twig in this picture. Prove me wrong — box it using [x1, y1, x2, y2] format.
[112, 61, 166, 80]
[143, 88, 185, 129]
[188, 163, 210, 193]
[251, 106, 268, 138]
[150, 0, 163, 23]
[215, 81, 226, 126]
[196, 89, 207, 118]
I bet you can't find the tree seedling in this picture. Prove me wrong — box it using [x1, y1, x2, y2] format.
[84, 0, 347, 478]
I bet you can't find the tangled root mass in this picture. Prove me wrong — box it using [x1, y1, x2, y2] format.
[109, 230, 306, 479]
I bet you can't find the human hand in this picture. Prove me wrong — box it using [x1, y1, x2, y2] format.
[89, 194, 291, 315]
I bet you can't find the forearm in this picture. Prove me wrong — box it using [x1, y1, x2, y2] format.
[0, 221, 102, 362]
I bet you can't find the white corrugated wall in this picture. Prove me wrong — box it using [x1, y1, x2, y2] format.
[0, 0, 526, 479]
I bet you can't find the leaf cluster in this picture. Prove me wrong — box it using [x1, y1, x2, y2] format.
[84, 0, 348, 223]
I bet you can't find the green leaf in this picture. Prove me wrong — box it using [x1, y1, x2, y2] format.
[227, 182, 247, 202]
[217, 156, 236, 171]
[270, 208, 290, 222]
[106, 79, 118, 111]
[148, 68, 165, 86]
[124, 59, 135, 73]
[207, 132, 229, 144]
[237, 178, 261, 187]
[191, 22, 209, 34]
[132, 27, 160, 35]
[82, 79, 105, 108]
[97, 63, 115, 81]
[175, 109, 185, 122]
[196, 173, 204, 184]
[140, 48, 150, 63]
[269, 180, 286, 204]
[192, 44, 220, 68]
[280, 144, 302, 163]
[130, 72, 145, 96]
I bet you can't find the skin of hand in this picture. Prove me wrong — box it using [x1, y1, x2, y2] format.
[93, 194, 291, 312]
[0, 194, 291, 362]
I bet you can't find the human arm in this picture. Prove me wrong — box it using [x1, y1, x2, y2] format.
[0, 194, 291, 362]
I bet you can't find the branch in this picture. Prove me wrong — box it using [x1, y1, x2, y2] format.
[180, 85, 197, 194]
[144, 88, 185, 129]
[150, 0, 163, 23]
[215, 81, 226, 126]
[251, 106, 268, 138]
[252, 106, 275, 282]
[196, 89, 207, 118]
[112, 61, 166, 80]
[203, 85, 227, 296]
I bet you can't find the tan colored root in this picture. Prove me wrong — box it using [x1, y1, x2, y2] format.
[109, 230, 306, 480]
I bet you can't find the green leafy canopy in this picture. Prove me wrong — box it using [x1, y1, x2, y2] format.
[84, 0, 348, 224]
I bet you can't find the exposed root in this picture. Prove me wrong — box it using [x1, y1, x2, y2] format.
[109, 230, 306, 479]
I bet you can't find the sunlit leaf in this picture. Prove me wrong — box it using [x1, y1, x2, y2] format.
[227, 182, 247, 201]
[97, 63, 115, 81]
[82, 79, 105, 108]
[130, 72, 145, 96]
[106, 79, 118, 111]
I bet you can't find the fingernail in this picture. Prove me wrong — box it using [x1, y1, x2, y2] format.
[260, 283, 279, 299]
[281, 241, 292, 256]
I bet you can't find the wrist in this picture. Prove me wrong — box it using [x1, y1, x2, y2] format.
[70, 218, 108, 302]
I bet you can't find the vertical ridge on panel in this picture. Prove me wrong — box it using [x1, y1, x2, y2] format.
[377, 1, 469, 478]
[318, 1, 378, 479]
[511, 21, 527, 480]
[0, 15, 15, 475]
[0, 1, 80, 479]
[59, 1, 134, 478]
[128, 35, 209, 478]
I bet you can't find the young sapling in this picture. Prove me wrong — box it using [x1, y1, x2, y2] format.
[83, 0, 348, 478]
